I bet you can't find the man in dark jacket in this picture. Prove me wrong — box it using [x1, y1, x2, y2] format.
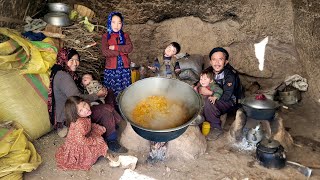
[199, 47, 240, 140]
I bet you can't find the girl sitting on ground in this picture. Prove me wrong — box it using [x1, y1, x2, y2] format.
[55, 96, 119, 170]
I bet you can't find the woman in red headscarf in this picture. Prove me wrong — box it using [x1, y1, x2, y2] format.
[48, 47, 127, 153]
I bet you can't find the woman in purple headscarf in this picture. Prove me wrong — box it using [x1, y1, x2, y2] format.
[101, 12, 133, 97]
[48, 47, 127, 153]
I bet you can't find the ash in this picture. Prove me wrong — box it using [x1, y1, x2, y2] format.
[231, 128, 257, 152]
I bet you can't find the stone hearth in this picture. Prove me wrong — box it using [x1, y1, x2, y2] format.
[228, 108, 293, 150]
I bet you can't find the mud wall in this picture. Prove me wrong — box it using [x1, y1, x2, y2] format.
[1, 0, 319, 102]
[292, 0, 320, 102]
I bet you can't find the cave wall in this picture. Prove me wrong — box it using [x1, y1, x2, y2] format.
[292, 0, 320, 102]
[125, 0, 301, 91]
[1, 0, 319, 101]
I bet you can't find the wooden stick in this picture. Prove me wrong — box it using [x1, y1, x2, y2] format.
[23, 2, 30, 22]
[0, 16, 25, 24]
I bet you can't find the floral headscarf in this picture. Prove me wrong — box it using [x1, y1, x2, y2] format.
[47, 47, 80, 126]
[106, 11, 126, 45]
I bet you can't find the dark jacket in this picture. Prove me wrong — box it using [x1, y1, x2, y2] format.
[205, 64, 240, 102]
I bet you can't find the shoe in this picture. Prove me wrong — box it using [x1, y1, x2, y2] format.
[106, 154, 121, 167]
[107, 140, 128, 153]
[57, 125, 68, 138]
[206, 128, 223, 141]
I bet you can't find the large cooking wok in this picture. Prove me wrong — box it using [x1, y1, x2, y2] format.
[118, 77, 203, 142]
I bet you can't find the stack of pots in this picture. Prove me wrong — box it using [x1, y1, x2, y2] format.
[44, 3, 71, 27]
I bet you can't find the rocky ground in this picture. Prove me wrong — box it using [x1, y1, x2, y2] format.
[24, 96, 320, 180]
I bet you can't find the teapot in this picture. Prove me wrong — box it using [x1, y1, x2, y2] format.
[256, 138, 286, 169]
[246, 124, 264, 144]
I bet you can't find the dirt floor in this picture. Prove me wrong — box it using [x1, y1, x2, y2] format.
[24, 96, 320, 180]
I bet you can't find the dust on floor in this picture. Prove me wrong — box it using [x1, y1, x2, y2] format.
[25, 98, 320, 180]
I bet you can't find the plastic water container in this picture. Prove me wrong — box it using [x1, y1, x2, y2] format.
[202, 121, 211, 136]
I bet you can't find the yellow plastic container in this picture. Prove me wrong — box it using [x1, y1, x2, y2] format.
[202, 121, 211, 136]
[131, 69, 140, 83]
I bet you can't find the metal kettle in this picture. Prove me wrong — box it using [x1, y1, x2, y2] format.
[256, 138, 286, 169]
[246, 124, 264, 144]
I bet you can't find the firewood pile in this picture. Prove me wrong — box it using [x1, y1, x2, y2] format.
[62, 23, 106, 81]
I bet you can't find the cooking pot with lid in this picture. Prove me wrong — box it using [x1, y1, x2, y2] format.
[256, 138, 286, 169]
[241, 94, 279, 120]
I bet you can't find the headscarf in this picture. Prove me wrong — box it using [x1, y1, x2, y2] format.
[47, 47, 80, 126]
[106, 12, 126, 45]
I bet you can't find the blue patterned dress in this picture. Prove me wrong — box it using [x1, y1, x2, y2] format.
[104, 57, 131, 97]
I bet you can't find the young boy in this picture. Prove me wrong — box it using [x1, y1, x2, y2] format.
[194, 69, 223, 104]
[148, 42, 181, 78]
[82, 73, 105, 105]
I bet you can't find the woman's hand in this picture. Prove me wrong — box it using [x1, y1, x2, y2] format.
[97, 87, 108, 98]
[198, 87, 212, 96]
[109, 45, 115, 50]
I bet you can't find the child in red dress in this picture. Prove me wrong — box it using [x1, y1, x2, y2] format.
[55, 96, 118, 170]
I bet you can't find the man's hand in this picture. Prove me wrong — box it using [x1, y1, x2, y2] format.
[208, 96, 218, 104]
[148, 66, 157, 72]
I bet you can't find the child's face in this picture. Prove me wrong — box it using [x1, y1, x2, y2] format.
[111, 15, 122, 33]
[210, 52, 228, 73]
[200, 74, 213, 87]
[164, 44, 177, 57]
[77, 101, 92, 118]
[82, 74, 93, 87]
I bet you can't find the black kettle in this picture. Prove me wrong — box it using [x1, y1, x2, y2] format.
[256, 138, 286, 169]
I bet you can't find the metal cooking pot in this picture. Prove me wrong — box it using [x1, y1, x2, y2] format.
[279, 89, 301, 105]
[246, 124, 264, 144]
[44, 12, 71, 27]
[241, 94, 279, 120]
[118, 77, 203, 142]
[256, 139, 286, 169]
[47, 3, 71, 14]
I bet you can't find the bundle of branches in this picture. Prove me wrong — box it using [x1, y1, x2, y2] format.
[62, 23, 105, 81]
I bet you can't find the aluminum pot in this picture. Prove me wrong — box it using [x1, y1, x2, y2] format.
[241, 94, 279, 120]
[118, 77, 203, 142]
[47, 3, 71, 14]
[246, 124, 264, 144]
[279, 89, 301, 105]
[44, 12, 71, 27]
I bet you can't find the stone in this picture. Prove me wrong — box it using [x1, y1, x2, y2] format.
[119, 123, 150, 153]
[271, 113, 294, 150]
[221, 114, 228, 128]
[166, 126, 207, 160]
[228, 108, 247, 142]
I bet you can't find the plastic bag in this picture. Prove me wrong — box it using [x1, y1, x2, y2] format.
[0, 28, 57, 140]
[0, 128, 42, 179]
